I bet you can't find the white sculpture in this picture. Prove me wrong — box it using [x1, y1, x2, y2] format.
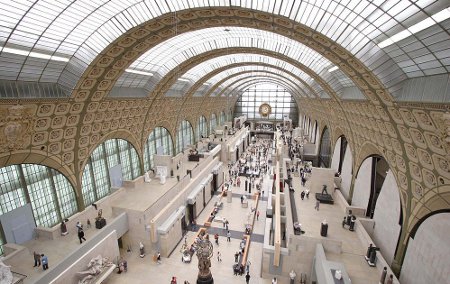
[156, 166, 167, 184]
[77, 255, 114, 284]
[144, 172, 151, 183]
[0, 257, 13, 284]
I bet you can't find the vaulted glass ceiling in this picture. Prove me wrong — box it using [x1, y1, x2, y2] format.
[118, 27, 334, 86]
[179, 58, 315, 96]
[0, 0, 449, 101]
[208, 71, 307, 97]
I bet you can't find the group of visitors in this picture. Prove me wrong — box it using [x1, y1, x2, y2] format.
[33, 251, 48, 270]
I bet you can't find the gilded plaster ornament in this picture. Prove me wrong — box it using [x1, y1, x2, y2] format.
[0, 105, 35, 152]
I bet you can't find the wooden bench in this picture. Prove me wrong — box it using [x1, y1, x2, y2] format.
[240, 235, 251, 267]
[204, 203, 221, 227]
[244, 192, 260, 234]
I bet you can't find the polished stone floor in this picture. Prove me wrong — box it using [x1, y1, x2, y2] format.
[103, 166, 380, 283]
[9, 161, 381, 284]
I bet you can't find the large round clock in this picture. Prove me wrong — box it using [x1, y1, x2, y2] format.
[259, 103, 272, 117]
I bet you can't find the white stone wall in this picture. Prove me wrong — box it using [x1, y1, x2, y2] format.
[330, 137, 341, 171]
[351, 157, 372, 208]
[372, 170, 401, 265]
[340, 145, 353, 200]
[400, 213, 450, 284]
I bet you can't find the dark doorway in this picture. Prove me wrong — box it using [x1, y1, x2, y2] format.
[236, 148, 240, 162]
[338, 136, 348, 173]
[202, 187, 206, 208]
[181, 215, 188, 235]
[188, 203, 196, 223]
[366, 156, 389, 218]
[118, 237, 123, 249]
[212, 173, 218, 192]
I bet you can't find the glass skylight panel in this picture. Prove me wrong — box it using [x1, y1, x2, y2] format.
[395, 5, 421, 23]
[0, 0, 444, 94]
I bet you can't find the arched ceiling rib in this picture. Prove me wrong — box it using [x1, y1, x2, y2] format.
[218, 75, 303, 99]
[195, 65, 308, 96]
[224, 78, 302, 101]
[141, 48, 346, 103]
[227, 78, 303, 103]
[181, 61, 316, 99]
[1, 3, 449, 101]
[206, 71, 307, 99]
[118, 27, 335, 87]
[174, 54, 314, 88]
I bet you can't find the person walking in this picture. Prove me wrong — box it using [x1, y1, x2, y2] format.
[386, 274, 394, 284]
[156, 252, 161, 264]
[78, 226, 86, 244]
[33, 251, 41, 267]
[245, 272, 250, 284]
[315, 200, 320, 211]
[217, 251, 222, 262]
[256, 211, 260, 220]
[380, 267, 387, 284]
[214, 233, 219, 245]
[41, 254, 48, 270]
[289, 270, 297, 284]
[301, 176, 306, 186]
[246, 260, 251, 273]
[227, 231, 231, 242]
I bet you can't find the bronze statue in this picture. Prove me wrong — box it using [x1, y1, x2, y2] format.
[196, 236, 214, 284]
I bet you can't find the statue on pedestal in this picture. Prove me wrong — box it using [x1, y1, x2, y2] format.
[196, 237, 214, 284]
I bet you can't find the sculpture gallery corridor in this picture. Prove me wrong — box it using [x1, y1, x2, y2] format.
[0, 1, 449, 284]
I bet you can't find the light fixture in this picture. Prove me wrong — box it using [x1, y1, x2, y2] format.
[178, 78, 190, 82]
[125, 69, 153, 76]
[203, 82, 211, 86]
[0, 47, 70, 62]
[378, 7, 450, 48]
[328, 66, 339, 72]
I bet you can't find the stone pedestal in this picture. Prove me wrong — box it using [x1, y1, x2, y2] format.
[227, 190, 232, 203]
[197, 275, 214, 284]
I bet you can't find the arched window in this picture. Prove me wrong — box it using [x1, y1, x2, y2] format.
[210, 113, 217, 133]
[233, 84, 298, 122]
[219, 111, 225, 125]
[176, 120, 194, 153]
[318, 127, 331, 168]
[0, 164, 77, 228]
[144, 127, 174, 171]
[197, 116, 208, 141]
[81, 139, 141, 206]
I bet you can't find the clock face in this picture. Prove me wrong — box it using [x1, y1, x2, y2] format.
[259, 103, 271, 117]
